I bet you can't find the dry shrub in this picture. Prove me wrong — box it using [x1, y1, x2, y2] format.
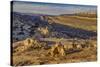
[13, 38, 44, 53]
[63, 44, 73, 50]
[72, 39, 97, 50]
[71, 39, 91, 50]
[37, 26, 49, 36]
[23, 38, 34, 46]
[48, 42, 65, 57]
[62, 40, 82, 50]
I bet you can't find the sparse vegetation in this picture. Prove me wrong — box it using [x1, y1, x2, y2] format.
[12, 12, 97, 66]
[12, 37, 97, 66]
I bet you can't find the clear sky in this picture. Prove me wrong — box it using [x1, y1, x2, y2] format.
[12, 1, 97, 15]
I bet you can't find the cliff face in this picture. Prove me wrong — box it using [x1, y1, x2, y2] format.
[12, 12, 97, 42]
[12, 12, 69, 42]
[12, 12, 54, 42]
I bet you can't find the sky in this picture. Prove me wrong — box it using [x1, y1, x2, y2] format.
[12, 1, 97, 15]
